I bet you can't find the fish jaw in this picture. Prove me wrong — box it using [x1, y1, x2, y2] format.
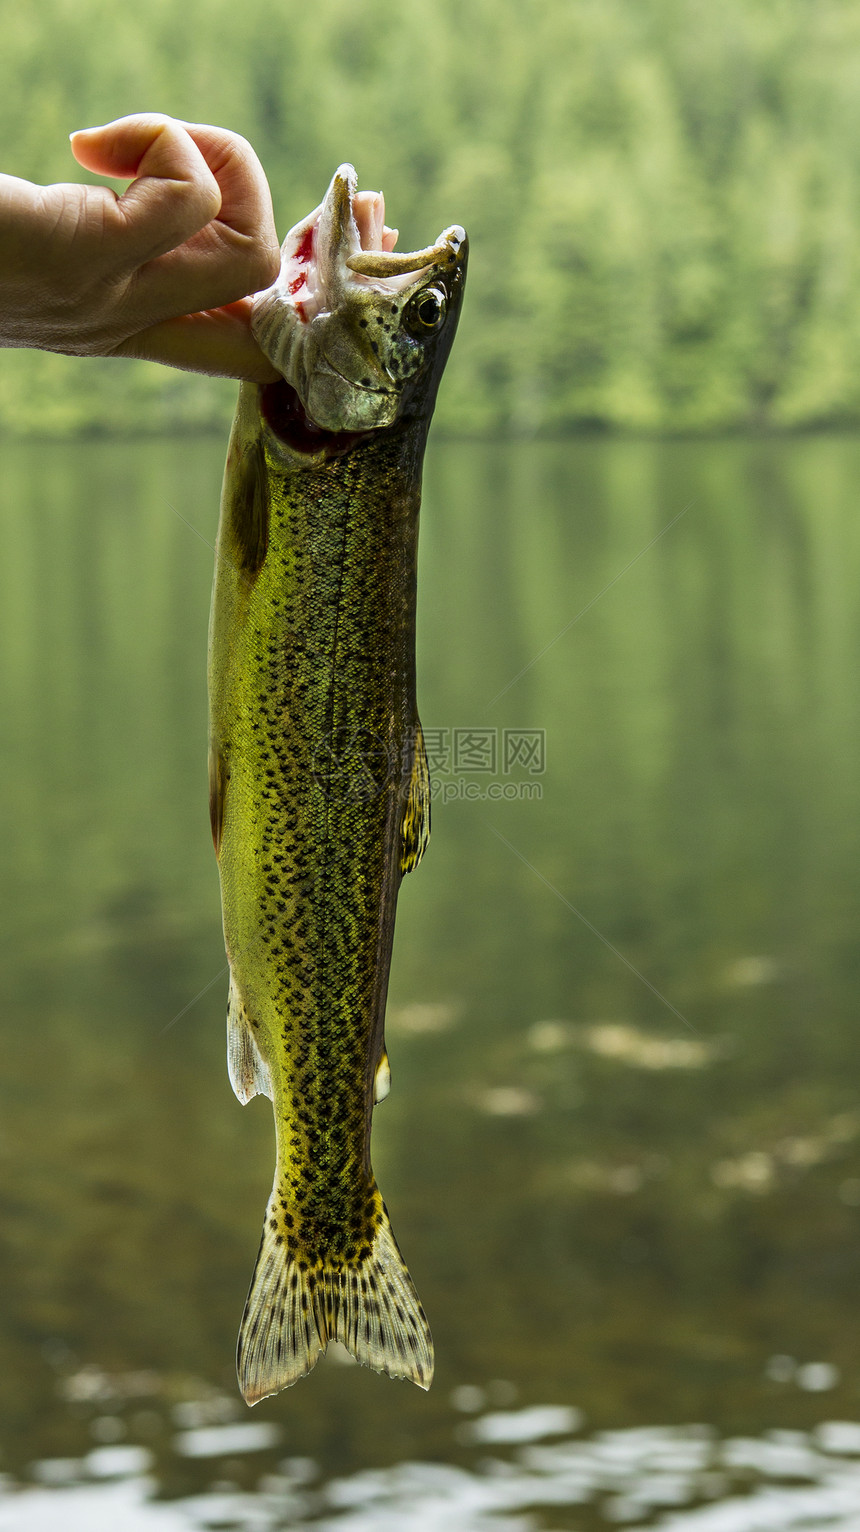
[251, 164, 467, 437]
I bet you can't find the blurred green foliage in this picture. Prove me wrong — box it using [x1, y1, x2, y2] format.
[3, 0, 860, 435]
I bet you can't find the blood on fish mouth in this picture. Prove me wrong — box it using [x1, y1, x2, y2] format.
[258, 181, 400, 449]
[276, 179, 402, 329]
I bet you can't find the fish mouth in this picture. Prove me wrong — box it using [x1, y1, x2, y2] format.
[265, 163, 463, 329]
[316, 355, 394, 398]
[251, 165, 466, 442]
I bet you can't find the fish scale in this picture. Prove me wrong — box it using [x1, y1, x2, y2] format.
[208, 163, 467, 1404]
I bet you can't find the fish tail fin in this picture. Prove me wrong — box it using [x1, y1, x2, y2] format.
[237, 1185, 434, 1405]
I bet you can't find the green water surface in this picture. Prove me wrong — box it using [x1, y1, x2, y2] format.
[1, 432, 859, 1505]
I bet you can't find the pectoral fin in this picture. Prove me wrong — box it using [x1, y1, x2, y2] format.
[231, 440, 269, 578]
[209, 746, 227, 858]
[227, 974, 273, 1104]
[400, 723, 431, 875]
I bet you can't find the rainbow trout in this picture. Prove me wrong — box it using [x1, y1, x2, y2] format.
[208, 166, 467, 1405]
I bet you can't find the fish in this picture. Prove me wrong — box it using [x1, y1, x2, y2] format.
[207, 164, 467, 1406]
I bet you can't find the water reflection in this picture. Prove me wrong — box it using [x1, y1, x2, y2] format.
[8, 1405, 860, 1528]
[2, 433, 860, 1519]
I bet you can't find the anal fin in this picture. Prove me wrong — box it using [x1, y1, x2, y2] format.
[227, 974, 273, 1104]
[400, 721, 431, 875]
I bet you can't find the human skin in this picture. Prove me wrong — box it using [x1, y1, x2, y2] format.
[0, 113, 284, 381]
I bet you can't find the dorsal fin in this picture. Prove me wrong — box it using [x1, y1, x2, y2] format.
[400, 722, 431, 875]
[232, 440, 269, 578]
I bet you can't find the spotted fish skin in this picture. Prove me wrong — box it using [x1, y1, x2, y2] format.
[208, 166, 467, 1404]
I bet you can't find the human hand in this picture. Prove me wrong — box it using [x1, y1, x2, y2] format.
[0, 113, 282, 381]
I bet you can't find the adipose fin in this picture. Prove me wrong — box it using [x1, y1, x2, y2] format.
[373, 1049, 391, 1104]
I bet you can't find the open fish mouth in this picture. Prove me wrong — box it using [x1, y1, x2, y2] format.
[252, 165, 467, 439]
[273, 163, 462, 326]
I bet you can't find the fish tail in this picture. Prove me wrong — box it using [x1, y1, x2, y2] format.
[237, 1185, 434, 1405]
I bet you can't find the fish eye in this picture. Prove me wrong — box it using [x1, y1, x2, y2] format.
[404, 287, 447, 336]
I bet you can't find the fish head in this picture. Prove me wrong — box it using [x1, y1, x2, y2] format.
[252, 164, 467, 443]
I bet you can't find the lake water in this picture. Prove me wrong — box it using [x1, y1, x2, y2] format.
[2, 431, 860, 1528]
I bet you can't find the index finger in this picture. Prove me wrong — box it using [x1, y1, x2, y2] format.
[113, 302, 282, 381]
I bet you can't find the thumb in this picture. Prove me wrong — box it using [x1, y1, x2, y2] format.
[70, 114, 222, 267]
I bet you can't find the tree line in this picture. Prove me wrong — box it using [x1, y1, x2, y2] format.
[2, 0, 860, 436]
